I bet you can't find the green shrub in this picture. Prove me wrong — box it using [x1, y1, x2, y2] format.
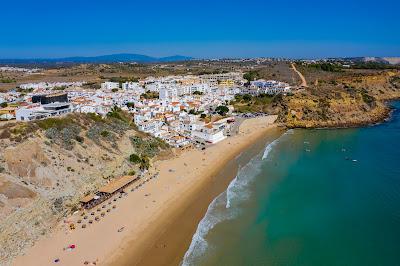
[36, 117, 75, 130]
[139, 156, 150, 171]
[100, 130, 110, 137]
[129, 153, 141, 164]
[75, 135, 84, 143]
[128, 169, 136, 176]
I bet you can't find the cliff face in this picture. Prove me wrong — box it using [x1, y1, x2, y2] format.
[277, 70, 400, 128]
[0, 113, 171, 265]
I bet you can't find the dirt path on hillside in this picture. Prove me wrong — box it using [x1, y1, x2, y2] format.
[291, 63, 308, 87]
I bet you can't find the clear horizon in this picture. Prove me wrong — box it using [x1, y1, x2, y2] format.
[1, 0, 399, 59]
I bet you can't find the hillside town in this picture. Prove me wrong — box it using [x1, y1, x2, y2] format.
[0, 72, 291, 147]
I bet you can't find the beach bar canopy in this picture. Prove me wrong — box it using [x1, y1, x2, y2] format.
[80, 175, 138, 209]
[99, 175, 138, 194]
[80, 194, 95, 203]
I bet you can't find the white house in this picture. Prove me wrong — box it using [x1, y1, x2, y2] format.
[101, 82, 119, 91]
[138, 120, 163, 135]
[16, 102, 73, 121]
[159, 87, 178, 100]
[191, 123, 226, 144]
[250, 80, 291, 95]
[121, 82, 145, 94]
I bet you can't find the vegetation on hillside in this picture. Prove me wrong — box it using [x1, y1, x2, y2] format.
[243, 71, 259, 83]
[215, 105, 229, 116]
[0, 107, 135, 149]
[352, 62, 400, 70]
[129, 135, 170, 170]
[140, 91, 159, 99]
[107, 76, 139, 83]
[232, 93, 276, 113]
[0, 75, 16, 83]
[307, 63, 343, 72]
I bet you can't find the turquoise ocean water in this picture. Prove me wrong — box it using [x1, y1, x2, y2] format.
[183, 101, 400, 266]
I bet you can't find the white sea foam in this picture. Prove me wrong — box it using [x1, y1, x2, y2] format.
[262, 139, 278, 160]
[262, 130, 291, 160]
[182, 135, 285, 265]
[226, 160, 262, 209]
[182, 193, 235, 266]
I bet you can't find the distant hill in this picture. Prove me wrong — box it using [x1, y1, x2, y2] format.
[345, 57, 400, 65]
[0, 53, 193, 65]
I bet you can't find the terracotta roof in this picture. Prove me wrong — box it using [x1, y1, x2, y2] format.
[99, 175, 138, 194]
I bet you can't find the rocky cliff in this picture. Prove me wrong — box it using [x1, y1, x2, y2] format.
[277, 70, 400, 128]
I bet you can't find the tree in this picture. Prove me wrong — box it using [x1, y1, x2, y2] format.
[129, 153, 141, 164]
[141, 91, 159, 99]
[128, 169, 136, 176]
[126, 102, 135, 108]
[140, 156, 150, 171]
[200, 113, 207, 119]
[243, 94, 252, 102]
[0, 102, 7, 108]
[243, 71, 259, 83]
[234, 94, 243, 102]
[107, 106, 123, 120]
[215, 105, 229, 116]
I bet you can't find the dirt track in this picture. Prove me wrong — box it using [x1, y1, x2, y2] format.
[291, 63, 308, 87]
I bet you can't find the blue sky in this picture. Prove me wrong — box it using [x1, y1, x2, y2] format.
[1, 0, 399, 58]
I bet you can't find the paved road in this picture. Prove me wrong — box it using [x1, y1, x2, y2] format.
[291, 63, 308, 87]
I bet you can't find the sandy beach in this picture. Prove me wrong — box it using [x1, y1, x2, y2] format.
[13, 115, 281, 266]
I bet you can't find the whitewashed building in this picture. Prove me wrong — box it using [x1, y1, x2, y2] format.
[16, 102, 73, 121]
[101, 82, 120, 91]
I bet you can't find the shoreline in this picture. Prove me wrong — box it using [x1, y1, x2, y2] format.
[12, 115, 282, 266]
[108, 121, 283, 266]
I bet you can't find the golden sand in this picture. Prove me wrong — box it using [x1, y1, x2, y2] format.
[13, 116, 279, 266]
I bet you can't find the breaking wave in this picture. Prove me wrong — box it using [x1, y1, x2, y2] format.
[262, 129, 292, 160]
[182, 135, 284, 265]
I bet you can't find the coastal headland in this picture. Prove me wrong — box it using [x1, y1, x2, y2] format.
[13, 115, 282, 266]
